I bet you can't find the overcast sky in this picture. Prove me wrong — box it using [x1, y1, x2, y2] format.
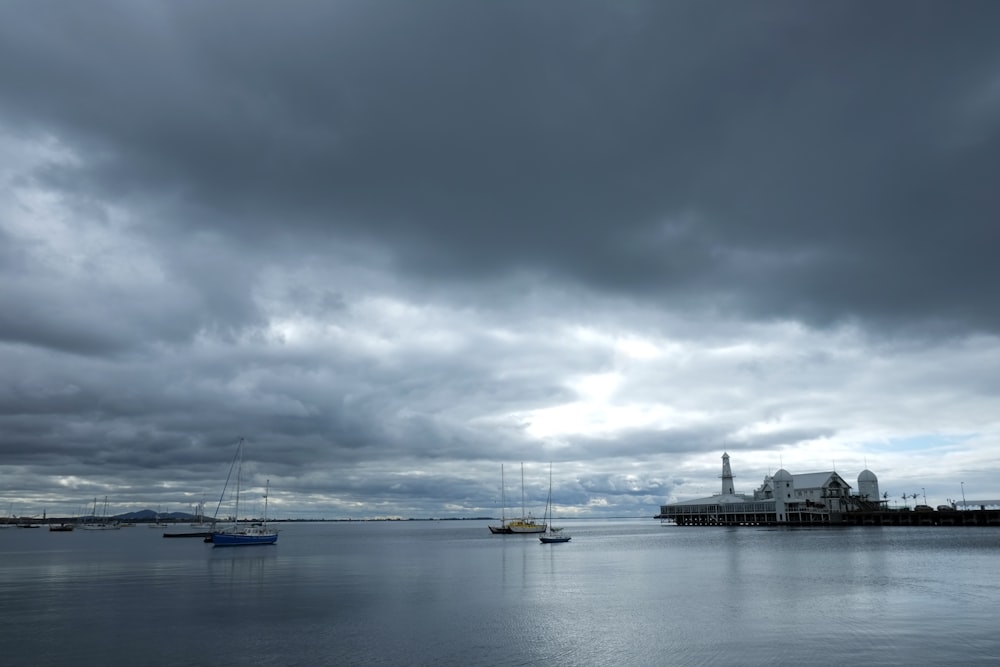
[3, 1, 1000, 520]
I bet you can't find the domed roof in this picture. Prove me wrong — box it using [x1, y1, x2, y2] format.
[773, 468, 793, 481]
[858, 469, 878, 482]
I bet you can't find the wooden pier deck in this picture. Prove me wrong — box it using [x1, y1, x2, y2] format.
[844, 508, 1000, 526]
[658, 507, 1000, 527]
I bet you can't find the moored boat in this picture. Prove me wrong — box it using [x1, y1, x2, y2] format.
[539, 532, 571, 543]
[147, 507, 169, 529]
[508, 516, 546, 533]
[80, 497, 120, 530]
[211, 525, 277, 546]
[489, 464, 513, 534]
[210, 438, 278, 547]
[508, 463, 546, 534]
[538, 463, 571, 544]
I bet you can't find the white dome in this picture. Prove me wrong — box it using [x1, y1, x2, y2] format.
[857, 469, 880, 501]
[773, 468, 793, 481]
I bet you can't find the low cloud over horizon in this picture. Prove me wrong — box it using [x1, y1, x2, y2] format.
[3, 1, 1000, 519]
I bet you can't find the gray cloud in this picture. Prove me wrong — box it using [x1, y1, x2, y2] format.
[4, 3, 999, 331]
[2, 2, 1000, 518]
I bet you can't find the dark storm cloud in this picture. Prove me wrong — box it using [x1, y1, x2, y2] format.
[3, 1, 999, 334]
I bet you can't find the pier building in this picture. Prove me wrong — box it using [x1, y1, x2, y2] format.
[657, 453, 879, 526]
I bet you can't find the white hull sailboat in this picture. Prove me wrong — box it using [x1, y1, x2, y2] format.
[80, 497, 120, 530]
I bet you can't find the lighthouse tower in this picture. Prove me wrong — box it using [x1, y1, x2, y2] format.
[720, 452, 735, 495]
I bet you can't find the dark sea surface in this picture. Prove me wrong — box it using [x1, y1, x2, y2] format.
[1, 519, 998, 666]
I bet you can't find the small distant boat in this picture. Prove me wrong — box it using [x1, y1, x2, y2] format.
[17, 509, 43, 528]
[147, 507, 170, 529]
[210, 438, 278, 547]
[539, 533, 570, 544]
[162, 502, 215, 537]
[49, 522, 75, 532]
[488, 464, 512, 534]
[539, 463, 571, 544]
[80, 522, 120, 530]
[189, 499, 211, 528]
[80, 497, 120, 530]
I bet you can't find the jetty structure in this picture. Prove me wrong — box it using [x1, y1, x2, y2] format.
[657, 452, 881, 526]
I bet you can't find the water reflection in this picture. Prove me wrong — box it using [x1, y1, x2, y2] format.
[207, 546, 276, 585]
[2, 521, 999, 666]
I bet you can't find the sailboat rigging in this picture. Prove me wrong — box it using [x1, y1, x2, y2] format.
[507, 462, 546, 534]
[80, 496, 120, 530]
[539, 463, 571, 543]
[489, 464, 512, 534]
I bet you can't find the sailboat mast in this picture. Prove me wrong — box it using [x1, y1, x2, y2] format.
[500, 464, 505, 525]
[521, 462, 525, 520]
[234, 439, 243, 530]
[546, 463, 552, 534]
[263, 478, 269, 529]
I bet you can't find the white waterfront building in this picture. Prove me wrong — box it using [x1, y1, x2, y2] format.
[658, 452, 881, 526]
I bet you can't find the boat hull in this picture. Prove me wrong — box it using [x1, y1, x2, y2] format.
[539, 535, 571, 543]
[211, 531, 278, 547]
[488, 525, 512, 534]
[508, 520, 546, 533]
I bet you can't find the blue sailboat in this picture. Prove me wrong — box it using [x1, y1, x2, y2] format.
[210, 438, 278, 547]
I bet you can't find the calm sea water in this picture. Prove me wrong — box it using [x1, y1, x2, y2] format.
[1, 520, 997, 666]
